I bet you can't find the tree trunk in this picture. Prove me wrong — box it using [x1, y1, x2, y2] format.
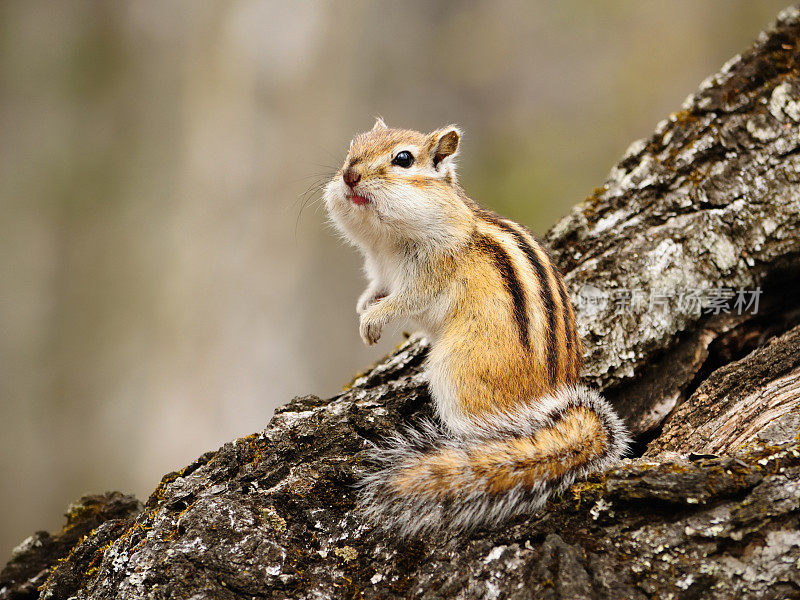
[4, 6, 800, 600]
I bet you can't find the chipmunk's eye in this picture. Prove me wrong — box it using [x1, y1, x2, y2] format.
[391, 151, 414, 168]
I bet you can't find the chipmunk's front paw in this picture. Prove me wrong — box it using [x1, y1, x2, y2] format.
[357, 289, 387, 314]
[359, 309, 384, 345]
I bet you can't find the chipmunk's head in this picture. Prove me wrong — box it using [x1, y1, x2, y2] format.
[324, 118, 472, 250]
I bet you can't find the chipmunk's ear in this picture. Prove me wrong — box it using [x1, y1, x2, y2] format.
[429, 126, 461, 169]
[372, 116, 388, 132]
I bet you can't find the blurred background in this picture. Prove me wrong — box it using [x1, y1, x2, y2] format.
[0, 0, 790, 562]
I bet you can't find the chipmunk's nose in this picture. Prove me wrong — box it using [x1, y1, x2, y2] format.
[343, 168, 361, 188]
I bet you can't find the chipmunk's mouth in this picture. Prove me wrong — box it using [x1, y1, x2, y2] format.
[346, 193, 371, 206]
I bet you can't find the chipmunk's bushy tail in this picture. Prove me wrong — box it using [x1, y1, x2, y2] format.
[357, 385, 630, 538]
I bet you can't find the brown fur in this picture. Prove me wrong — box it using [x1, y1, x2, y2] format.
[435, 213, 582, 419]
[349, 128, 429, 167]
[391, 406, 607, 497]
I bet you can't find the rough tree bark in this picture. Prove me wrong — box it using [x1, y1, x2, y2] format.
[3, 6, 800, 600]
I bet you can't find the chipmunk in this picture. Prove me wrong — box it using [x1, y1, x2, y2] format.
[324, 118, 630, 537]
